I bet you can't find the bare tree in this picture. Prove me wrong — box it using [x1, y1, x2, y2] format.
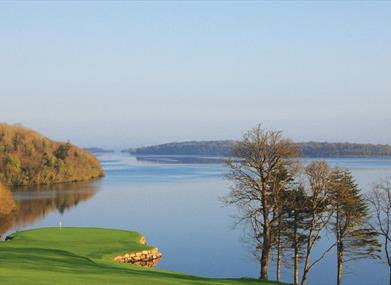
[224, 125, 299, 280]
[367, 179, 391, 285]
[300, 161, 335, 285]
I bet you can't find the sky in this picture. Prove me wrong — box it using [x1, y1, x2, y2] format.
[0, 1, 390, 148]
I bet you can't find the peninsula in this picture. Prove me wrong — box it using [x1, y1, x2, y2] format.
[0, 124, 104, 186]
[0, 227, 280, 285]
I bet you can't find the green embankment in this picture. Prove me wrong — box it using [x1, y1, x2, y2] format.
[0, 227, 280, 285]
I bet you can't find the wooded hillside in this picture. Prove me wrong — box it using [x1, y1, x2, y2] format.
[0, 124, 104, 186]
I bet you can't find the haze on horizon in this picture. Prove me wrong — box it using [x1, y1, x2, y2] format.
[1, 1, 390, 148]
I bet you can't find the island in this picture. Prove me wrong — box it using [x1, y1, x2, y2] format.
[0, 124, 104, 186]
[123, 140, 391, 157]
[0, 227, 280, 285]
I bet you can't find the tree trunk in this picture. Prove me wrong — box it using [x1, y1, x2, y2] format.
[301, 256, 310, 285]
[336, 206, 342, 285]
[260, 248, 270, 280]
[301, 230, 313, 285]
[294, 250, 299, 285]
[293, 217, 299, 285]
[260, 223, 271, 280]
[337, 248, 343, 285]
[276, 227, 282, 282]
[276, 240, 281, 282]
[260, 188, 271, 281]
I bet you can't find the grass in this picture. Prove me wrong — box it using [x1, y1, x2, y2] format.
[0, 227, 281, 285]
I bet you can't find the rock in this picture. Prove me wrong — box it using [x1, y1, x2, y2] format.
[139, 236, 147, 245]
[113, 247, 162, 268]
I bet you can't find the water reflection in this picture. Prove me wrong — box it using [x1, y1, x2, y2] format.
[0, 181, 99, 237]
[0, 184, 16, 237]
[135, 155, 227, 164]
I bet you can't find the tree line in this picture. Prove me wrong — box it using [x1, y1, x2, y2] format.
[224, 125, 391, 285]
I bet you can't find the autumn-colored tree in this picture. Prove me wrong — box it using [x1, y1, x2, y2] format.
[0, 123, 104, 186]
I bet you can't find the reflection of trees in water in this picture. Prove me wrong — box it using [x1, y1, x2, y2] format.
[136, 155, 226, 164]
[0, 183, 15, 216]
[0, 181, 98, 236]
[0, 183, 16, 236]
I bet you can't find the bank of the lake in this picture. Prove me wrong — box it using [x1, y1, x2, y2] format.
[0, 227, 280, 285]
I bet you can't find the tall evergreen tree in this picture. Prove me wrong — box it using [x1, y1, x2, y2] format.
[330, 169, 380, 285]
[270, 163, 298, 282]
[282, 186, 311, 285]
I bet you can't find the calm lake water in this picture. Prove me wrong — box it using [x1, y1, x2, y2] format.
[3, 153, 391, 285]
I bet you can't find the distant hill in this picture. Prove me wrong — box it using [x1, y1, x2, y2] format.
[124, 140, 234, 156]
[0, 124, 104, 186]
[124, 140, 391, 157]
[298, 142, 391, 157]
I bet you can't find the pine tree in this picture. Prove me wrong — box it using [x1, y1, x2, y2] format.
[330, 169, 380, 285]
[282, 186, 311, 285]
[270, 163, 297, 282]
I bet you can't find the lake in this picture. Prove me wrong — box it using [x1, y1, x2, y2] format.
[3, 153, 391, 285]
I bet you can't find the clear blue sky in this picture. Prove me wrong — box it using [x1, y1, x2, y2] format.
[1, 1, 390, 148]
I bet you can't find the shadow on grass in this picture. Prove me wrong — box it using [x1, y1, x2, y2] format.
[0, 246, 282, 284]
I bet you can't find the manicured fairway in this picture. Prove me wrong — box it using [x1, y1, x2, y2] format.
[0, 227, 281, 285]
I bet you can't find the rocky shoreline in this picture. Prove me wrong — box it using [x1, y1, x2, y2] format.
[113, 235, 162, 267]
[114, 248, 162, 267]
